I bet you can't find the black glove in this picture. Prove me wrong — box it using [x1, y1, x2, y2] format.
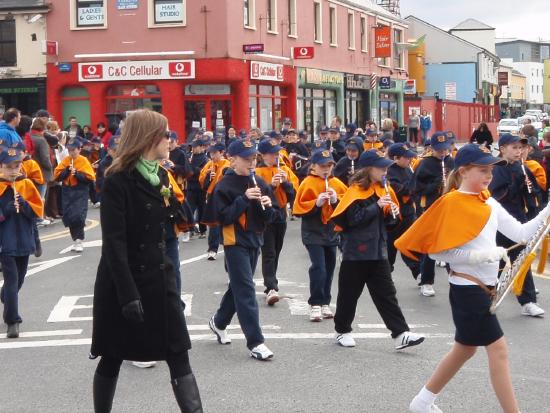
[121, 299, 145, 323]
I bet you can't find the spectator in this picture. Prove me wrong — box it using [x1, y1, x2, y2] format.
[65, 116, 84, 139]
[0, 108, 22, 146]
[380, 118, 394, 142]
[15, 115, 34, 156]
[30, 118, 53, 200]
[419, 110, 432, 141]
[82, 125, 94, 141]
[97, 122, 112, 147]
[469, 122, 494, 148]
[408, 110, 420, 146]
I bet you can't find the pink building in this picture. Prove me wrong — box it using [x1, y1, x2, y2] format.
[46, 0, 408, 139]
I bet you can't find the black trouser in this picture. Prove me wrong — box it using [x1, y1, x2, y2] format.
[70, 225, 85, 241]
[409, 127, 419, 144]
[261, 222, 287, 293]
[420, 255, 436, 285]
[186, 188, 206, 234]
[334, 259, 409, 338]
[497, 232, 537, 305]
[95, 350, 191, 379]
[387, 214, 421, 279]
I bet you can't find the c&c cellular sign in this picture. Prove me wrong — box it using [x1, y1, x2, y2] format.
[78, 60, 195, 82]
[250, 61, 284, 82]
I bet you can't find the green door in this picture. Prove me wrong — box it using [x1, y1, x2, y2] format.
[61, 87, 90, 129]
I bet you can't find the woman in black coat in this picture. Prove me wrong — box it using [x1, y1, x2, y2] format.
[91, 109, 202, 413]
[469, 122, 493, 148]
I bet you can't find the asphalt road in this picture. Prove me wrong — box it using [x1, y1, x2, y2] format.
[1, 207, 549, 413]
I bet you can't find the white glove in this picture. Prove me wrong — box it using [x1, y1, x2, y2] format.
[468, 247, 508, 264]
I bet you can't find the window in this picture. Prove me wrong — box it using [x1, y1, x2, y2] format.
[267, 0, 277, 33]
[106, 85, 162, 115]
[360, 15, 367, 52]
[152, 0, 185, 25]
[329, 5, 337, 46]
[0, 19, 16, 67]
[288, 0, 297, 37]
[244, 0, 256, 28]
[393, 28, 403, 68]
[314, 1, 322, 43]
[249, 84, 288, 131]
[347, 11, 355, 50]
[75, 0, 106, 28]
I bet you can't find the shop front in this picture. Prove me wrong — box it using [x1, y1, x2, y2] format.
[344, 74, 372, 129]
[297, 68, 344, 137]
[0, 77, 46, 117]
[376, 78, 405, 126]
[46, 58, 296, 140]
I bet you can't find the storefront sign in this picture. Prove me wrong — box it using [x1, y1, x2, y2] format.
[155, 1, 184, 23]
[404, 79, 416, 95]
[58, 63, 73, 73]
[78, 60, 195, 82]
[445, 82, 457, 100]
[250, 61, 284, 82]
[243, 44, 264, 54]
[292, 47, 314, 60]
[0, 87, 39, 94]
[304, 68, 343, 86]
[498, 71, 509, 86]
[345, 74, 370, 90]
[379, 76, 391, 89]
[374, 26, 392, 58]
[77, 6, 105, 26]
[117, 0, 139, 10]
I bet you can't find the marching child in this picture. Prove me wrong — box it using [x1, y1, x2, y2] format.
[255, 139, 299, 305]
[363, 129, 384, 151]
[54, 140, 96, 253]
[208, 140, 281, 360]
[333, 137, 363, 186]
[199, 143, 230, 260]
[330, 149, 425, 349]
[293, 149, 347, 322]
[396, 144, 550, 413]
[0, 144, 44, 338]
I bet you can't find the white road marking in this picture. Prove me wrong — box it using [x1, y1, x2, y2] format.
[357, 324, 437, 329]
[180, 250, 224, 265]
[0, 256, 80, 289]
[187, 324, 281, 331]
[47, 295, 93, 323]
[59, 240, 103, 254]
[0, 329, 83, 339]
[284, 296, 310, 315]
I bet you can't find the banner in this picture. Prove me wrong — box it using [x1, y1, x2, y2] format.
[374, 26, 392, 58]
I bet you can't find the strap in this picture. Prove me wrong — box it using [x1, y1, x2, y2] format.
[450, 271, 496, 298]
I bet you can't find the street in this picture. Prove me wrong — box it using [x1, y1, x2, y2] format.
[1, 208, 549, 413]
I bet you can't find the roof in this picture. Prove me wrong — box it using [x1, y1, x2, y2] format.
[339, 0, 406, 24]
[0, 0, 49, 11]
[496, 38, 550, 46]
[512, 70, 526, 78]
[450, 18, 494, 31]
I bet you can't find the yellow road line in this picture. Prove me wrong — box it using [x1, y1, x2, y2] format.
[40, 219, 99, 242]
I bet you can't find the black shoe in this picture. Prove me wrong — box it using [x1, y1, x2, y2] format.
[93, 373, 118, 413]
[171, 373, 203, 413]
[34, 240, 43, 258]
[6, 323, 19, 338]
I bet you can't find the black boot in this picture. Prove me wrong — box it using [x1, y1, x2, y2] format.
[93, 373, 118, 413]
[34, 239, 43, 258]
[6, 323, 19, 338]
[171, 373, 203, 413]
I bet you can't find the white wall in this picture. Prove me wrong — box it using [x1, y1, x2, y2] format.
[451, 29, 496, 55]
[513, 61, 544, 105]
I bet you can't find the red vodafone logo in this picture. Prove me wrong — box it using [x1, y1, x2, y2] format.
[292, 46, 314, 59]
[169, 61, 191, 77]
[251, 62, 260, 78]
[81, 64, 103, 79]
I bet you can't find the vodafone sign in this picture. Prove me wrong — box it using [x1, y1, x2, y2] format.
[78, 60, 195, 82]
[292, 47, 314, 60]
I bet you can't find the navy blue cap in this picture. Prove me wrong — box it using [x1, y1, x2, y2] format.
[169, 131, 178, 141]
[91, 137, 102, 144]
[366, 129, 378, 136]
[328, 127, 339, 133]
[499, 133, 527, 148]
[310, 149, 335, 165]
[345, 137, 363, 152]
[207, 142, 226, 152]
[454, 144, 506, 170]
[108, 136, 119, 149]
[227, 140, 257, 157]
[388, 143, 416, 158]
[0, 145, 24, 164]
[430, 131, 453, 151]
[346, 123, 357, 131]
[383, 139, 395, 148]
[358, 149, 394, 169]
[239, 129, 247, 138]
[67, 139, 82, 150]
[269, 130, 282, 139]
[298, 130, 307, 137]
[258, 139, 281, 154]
[191, 139, 207, 147]
[320, 126, 329, 133]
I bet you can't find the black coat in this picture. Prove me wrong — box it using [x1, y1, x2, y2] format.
[91, 168, 191, 361]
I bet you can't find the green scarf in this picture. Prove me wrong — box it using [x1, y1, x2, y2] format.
[135, 157, 160, 187]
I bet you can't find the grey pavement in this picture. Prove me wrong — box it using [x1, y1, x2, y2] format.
[0, 207, 549, 412]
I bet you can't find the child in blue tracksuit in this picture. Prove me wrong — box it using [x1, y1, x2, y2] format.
[209, 140, 281, 361]
[0, 144, 44, 338]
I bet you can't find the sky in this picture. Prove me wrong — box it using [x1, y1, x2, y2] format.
[400, 0, 550, 41]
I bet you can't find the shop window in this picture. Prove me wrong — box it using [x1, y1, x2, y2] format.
[298, 88, 338, 137]
[106, 84, 162, 116]
[149, 0, 186, 27]
[267, 0, 277, 33]
[347, 11, 355, 50]
[288, 0, 297, 37]
[0, 19, 16, 67]
[72, 0, 106, 29]
[249, 84, 288, 131]
[360, 16, 367, 52]
[244, 0, 256, 29]
[393, 28, 404, 69]
[329, 5, 337, 46]
[314, 1, 322, 43]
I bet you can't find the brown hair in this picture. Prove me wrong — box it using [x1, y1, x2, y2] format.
[444, 165, 474, 193]
[349, 167, 375, 189]
[46, 121, 59, 132]
[31, 117, 47, 131]
[106, 109, 168, 176]
[544, 131, 550, 143]
[522, 124, 536, 137]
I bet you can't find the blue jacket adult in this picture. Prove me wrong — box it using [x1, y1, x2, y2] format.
[420, 116, 432, 132]
[0, 122, 23, 147]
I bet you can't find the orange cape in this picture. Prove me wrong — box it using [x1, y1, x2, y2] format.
[0, 178, 44, 218]
[395, 190, 491, 260]
[199, 159, 230, 195]
[54, 155, 96, 186]
[255, 164, 300, 208]
[525, 160, 547, 191]
[330, 183, 399, 231]
[22, 159, 44, 185]
[292, 175, 348, 224]
[363, 141, 384, 151]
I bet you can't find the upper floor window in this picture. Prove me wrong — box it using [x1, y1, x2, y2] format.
[393, 28, 403, 68]
[244, 0, 256, 28]
[288, 0, 297, 37]
[329, 5, 337, 46]
[360, 15, 367, 52]
[153, 0, 185, 25]
[0, 19, 16, 67]
[75, 0, 106, 28]
[347, 11, 355, 50]
[267, 0, 277, 33]
[314, 1, 322, 43]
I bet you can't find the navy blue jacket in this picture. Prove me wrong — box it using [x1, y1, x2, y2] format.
[387, 163, 416, 218]
[187, 152, 208, 191]
[413, 155, 454, 213]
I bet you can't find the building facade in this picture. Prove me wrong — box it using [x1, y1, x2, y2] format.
[46, 0, 410, 139]
[0, 1, 50, 116]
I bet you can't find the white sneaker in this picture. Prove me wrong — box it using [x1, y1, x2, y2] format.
[69, 243, 77, 252]
[209, 315, 231, 344]
[420, 285, 435, 297]
[321, 305, 334, 319]
[207, 251, 217, 261]
[266, 290, 280, 306]
[521, 302, 545, 317]
[74, 240, 84, 253]
[181, 232, 190, 243]
[250, 343, 274, 360]
[309, 305, 322, 322]
[131, 361, 157, 369]
[335, 333, 356, 347]
[409, 396, 443, 413]
[395, 331, 425, 350]
[93, 202, 101, 209]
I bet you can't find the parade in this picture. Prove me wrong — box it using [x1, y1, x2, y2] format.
[1, 0, 550, 412]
